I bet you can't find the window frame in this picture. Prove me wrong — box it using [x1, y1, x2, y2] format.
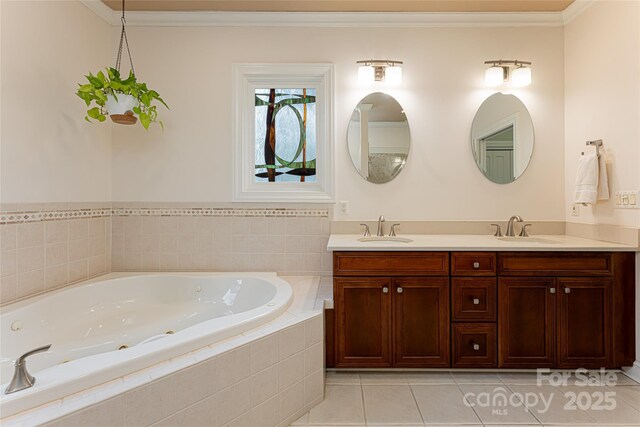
[232, 63, 335, 202]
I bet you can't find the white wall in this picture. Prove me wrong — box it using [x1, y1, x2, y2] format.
[0, 0, 112, 204]
[564, 0, 640, 228]
[110, 25, 565, 221]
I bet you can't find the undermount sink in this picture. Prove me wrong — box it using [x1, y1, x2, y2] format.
[358, 236, 413, 243]
[497, 236, 561, 244]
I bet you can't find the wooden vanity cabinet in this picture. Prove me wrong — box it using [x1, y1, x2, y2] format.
[334, 277, 392, 367]
[556, 277, 613, 368]
[497, 252, 635, 369]
[394, 277, 450, 367]
[333, 252, 450, 368]
[498, 277, 556, 368]
[332, 251, 635, 369]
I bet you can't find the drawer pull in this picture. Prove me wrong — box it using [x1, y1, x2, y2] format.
[550, 287, 556, 294]
[397, 287, 403, 294]
[473, 298, 480, 305]
[383, 287, 389, 294]
[472, 342, 480, 351]
[564, 287, 571, 294]
[473, 262, 480, 269]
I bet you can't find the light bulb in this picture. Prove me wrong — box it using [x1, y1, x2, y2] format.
[485, 66, 505, 87]
[385, 66, 402, 85]
[358, 65, 375, 85]
[511, 66, 532, 86]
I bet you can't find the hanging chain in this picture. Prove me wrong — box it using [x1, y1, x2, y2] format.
[114, 0, 135, 76]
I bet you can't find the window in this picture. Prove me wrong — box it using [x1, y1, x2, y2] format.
[233, 64, 334, 202]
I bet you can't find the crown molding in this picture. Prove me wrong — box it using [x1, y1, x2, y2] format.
[81, 0, 117, 23]
[562, 0, 596, 24]
[80, 2, 565, 27]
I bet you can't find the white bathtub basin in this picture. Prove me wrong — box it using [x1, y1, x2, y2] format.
[0, 272, 293, 417]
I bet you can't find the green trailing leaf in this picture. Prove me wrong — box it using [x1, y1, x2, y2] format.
[75, 66, 168, 130]
[87, 107, 101, 119]
[139, 112, 151, 130]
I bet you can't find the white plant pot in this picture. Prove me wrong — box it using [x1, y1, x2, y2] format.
[105, 94, 138, 115]
[105, 94, 139, 125]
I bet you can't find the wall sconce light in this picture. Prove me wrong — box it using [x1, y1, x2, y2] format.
[357, 60, 403, 85]
[484, 60, 532, 87]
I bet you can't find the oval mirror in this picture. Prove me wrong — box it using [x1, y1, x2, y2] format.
[470, 93, 534, 184]
[347, 92, 410, 184]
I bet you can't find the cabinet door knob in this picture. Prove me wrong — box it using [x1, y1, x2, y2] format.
[397, 287, 403, 294]
[382, 287, 389, 294]
[472, 343, 480, 351]
[550, 287, 556, 294]
[473, 262, 480, 269]
[564, 287, 571, 294]
[473, 298, 480, 305]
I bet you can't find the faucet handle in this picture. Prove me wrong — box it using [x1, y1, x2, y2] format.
[519, 224, 532, 237]
[491, 224, 503, 237]
[5, 344, 52, 395]
[359, 224, 371, 237]
[389, 224, 400, 237]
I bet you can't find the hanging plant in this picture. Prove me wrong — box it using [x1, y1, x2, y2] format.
[76, 68, 168, 129]
[75, 0, 168, 130]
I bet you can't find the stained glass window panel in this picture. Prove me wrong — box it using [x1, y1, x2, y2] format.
[254, 88, 317, 183]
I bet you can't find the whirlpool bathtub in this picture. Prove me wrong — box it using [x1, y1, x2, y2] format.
[0, 272, 293, 417]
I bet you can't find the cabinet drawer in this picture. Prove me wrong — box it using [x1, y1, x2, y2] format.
[452, 278, 497, 322]
[333, 252, 449, 276]
[452, 252, 496, 276]
[498, 252, 613, 276]
[452, 323, 497, 368]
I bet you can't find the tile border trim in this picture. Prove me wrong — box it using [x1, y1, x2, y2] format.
[0, 208, 111, 225]
[112, 207, 329, 217]
[0, 207, 329, 224]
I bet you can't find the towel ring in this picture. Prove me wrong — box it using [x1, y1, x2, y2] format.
[586, 139, 603, 157]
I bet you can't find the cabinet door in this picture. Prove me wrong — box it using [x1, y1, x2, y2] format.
[334, 277, 392, 367]
[393, 277, 450, 367]
[499, 278, 555, 368]
[557, 278, 613, 368]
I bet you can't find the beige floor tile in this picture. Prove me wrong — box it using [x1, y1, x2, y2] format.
[325, 371, 361, 385]
[508, 385, 597, 425]
[290, 412, 308, 425]
[615, 374, 640, 386]
[405, 372, 456, 384]
[453, 373, 504, 384]
[307, 385, 365, 425]
[582, 392, 640, 425]
[608, 386, 640, 410]
[458, 384, 540, 425]
[411, 384, 482, 425]
[362, 385, 423, 425]
[498, 373, 542, 385]
[360, 372, 408, 385]
[562, 370, 638, 387]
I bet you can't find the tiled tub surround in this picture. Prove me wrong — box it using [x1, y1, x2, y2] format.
[0, 205, 111, 306]
[2, 276, 326, 427]
[1, 272, 295, 417]
[110, 207, 331, 277]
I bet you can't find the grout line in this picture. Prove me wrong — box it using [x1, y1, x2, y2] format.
[360, 380, 368, 427]
[408, 382, 427, 426]
[454, 379, 484, 425]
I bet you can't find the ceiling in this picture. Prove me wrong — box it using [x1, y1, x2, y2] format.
[102, 0, 575, 13]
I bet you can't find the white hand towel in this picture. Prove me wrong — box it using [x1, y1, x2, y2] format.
[597, 153, 609, 200]
[574, 153, 598, 204]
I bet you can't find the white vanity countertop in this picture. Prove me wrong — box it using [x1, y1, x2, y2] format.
[327, 234, 638, 252]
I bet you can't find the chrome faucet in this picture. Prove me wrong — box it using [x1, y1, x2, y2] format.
[5, 344, 51, 394]
[376, 215, 385, 237]
[505, 215, 523, 237]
